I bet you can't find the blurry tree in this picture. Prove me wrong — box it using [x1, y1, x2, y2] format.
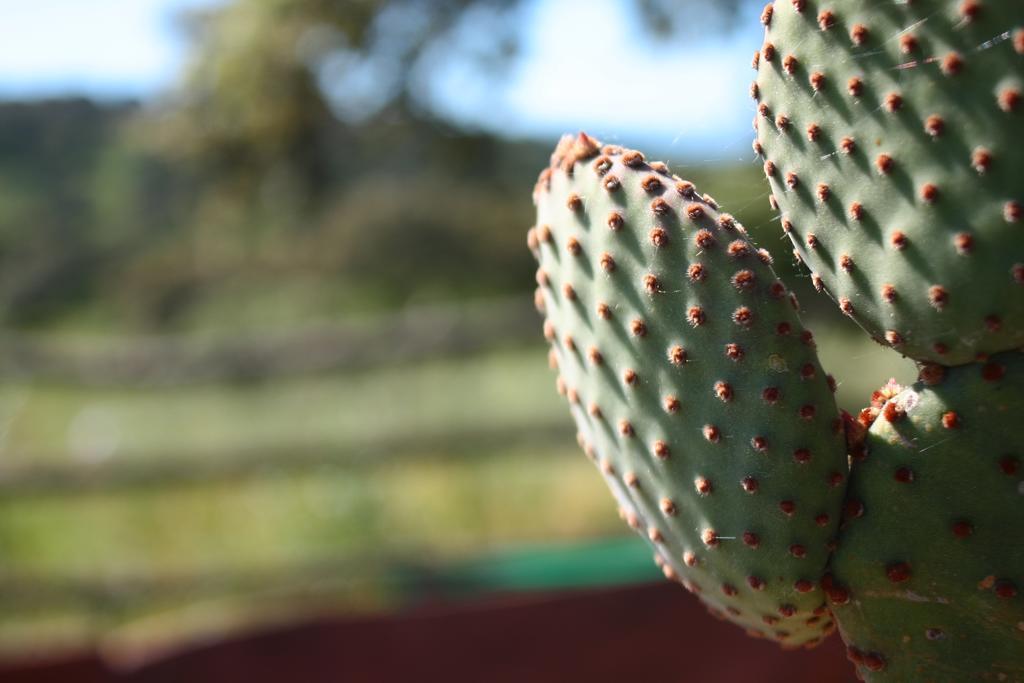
[0, 0, 759, 329]
[0, 99, 194, 326]
[141, 0, 759, 316]
[637, 0, 752, 37]
[158, 0, 753, 196]
[143, 0, 552, 319]
[156, 0, 524, 206]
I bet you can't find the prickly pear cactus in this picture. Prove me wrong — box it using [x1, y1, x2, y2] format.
[828, 353, 1024, 681]
[525, 0, 1024, 678]
[530, 133, 848, 646]
[754, 0, 1024, 365]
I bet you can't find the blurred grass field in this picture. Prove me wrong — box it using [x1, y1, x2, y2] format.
[0, 310, 914, 655]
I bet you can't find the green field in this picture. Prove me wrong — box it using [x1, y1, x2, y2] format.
[0, 316, 914, 654]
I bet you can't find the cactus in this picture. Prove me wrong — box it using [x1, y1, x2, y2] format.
[527, 1, 1024, 679]
[532, 134, 848, 646]
[828, 354, 1024, 680]
[754, 0, 1024, 365]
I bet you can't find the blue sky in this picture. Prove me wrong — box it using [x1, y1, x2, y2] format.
[440, 0, 763, 157]
[0, 0, 760, 156]
[0, 0, 224, 98]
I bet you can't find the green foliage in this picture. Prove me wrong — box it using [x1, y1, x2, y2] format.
[0, 100, 551, 330]
[0, 100, 190, 326]
[155, 0, 527, 207]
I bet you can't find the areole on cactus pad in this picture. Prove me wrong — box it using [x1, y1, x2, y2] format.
[525, 0, 1024, 679]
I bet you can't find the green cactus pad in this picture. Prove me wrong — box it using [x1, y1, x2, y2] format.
[827, 354, 1024, 680]
[530, 133, 849, 646]
[754, 0, 1024, 365]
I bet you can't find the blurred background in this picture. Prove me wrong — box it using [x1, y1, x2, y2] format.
[0, 0, 912, 676]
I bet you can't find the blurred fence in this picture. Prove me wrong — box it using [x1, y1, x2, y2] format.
[0, 422, 572, 495]
[0, 299, 539, 386]
[0, 296, 631, 658]
[0, 293, 915, 659]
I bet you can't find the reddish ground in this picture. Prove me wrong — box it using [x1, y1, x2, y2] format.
[2, 582, 856, 682]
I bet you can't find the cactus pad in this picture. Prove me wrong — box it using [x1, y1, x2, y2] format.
[827, 353, 1024, 680]
[754, 0, 1024, 364]
[530, 133, 849, 646]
